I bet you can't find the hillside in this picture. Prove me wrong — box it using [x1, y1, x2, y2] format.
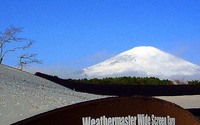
[0, 64, 105, 125]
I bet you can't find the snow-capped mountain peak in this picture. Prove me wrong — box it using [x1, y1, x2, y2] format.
[82, 46, 200, 80]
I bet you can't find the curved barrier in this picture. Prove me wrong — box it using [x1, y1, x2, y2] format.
[13, 96, 200, 125]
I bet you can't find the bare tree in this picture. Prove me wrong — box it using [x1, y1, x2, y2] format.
[0, 26, 32, 64]
[18, 54, 42, 70]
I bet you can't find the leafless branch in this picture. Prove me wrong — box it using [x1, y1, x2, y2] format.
[0, 26, 32, 64]
[2, 26, 26, 43]
[18, 53, 42, 70]
[1, 41, 33, 62]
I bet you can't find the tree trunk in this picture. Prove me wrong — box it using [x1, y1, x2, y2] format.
[0, 58, 2, 64]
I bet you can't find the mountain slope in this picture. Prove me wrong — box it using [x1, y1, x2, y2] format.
[82, 46, 200, 80]
[0, 64, 105, 124]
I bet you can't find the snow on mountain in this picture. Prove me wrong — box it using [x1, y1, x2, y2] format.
[82, 46, 200, 80]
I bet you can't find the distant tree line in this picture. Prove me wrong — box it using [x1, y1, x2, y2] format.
[188, 80, 200, 85]
[35, 72, 200, 96]
[35, 72, 200, 85]
[74, 76, 174, 85]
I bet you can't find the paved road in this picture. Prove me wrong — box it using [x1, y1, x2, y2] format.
[156, 95, 200, 109]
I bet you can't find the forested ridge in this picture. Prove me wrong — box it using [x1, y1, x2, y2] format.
[35, 72, 200, 85]
[75, 76, 173, 85]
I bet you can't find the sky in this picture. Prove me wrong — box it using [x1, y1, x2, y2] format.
[1, 0, 200, 78]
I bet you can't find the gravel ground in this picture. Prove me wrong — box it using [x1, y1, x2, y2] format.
[0, 65, 107, 125]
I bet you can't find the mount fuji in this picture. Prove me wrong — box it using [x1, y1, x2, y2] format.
[82, 46, 200, 80]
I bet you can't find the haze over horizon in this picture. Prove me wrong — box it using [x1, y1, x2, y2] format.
[1, 0, 200, 78]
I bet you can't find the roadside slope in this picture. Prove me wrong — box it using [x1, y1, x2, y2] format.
[0, 64, 105, 125]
